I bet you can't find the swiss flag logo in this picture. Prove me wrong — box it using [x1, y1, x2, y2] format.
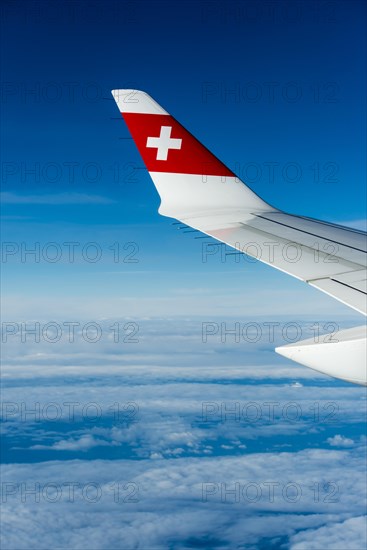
[122, 113, 234, 177]
[146, 126, 182, 161]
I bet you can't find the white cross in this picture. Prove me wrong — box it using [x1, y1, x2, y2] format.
[146, 126, 182, 161]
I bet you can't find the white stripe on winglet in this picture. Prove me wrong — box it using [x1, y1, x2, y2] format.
[111, 89, 168, 115]
[148, 172, 270, 220]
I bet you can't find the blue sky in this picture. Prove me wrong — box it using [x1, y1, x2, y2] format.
[1, 1, 366, 549]
[1, 0, 366, 319]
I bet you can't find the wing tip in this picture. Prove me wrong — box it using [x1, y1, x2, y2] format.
[111, 89, 168, 115]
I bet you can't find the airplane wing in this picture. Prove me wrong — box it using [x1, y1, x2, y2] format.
[111, 89, 367, 385]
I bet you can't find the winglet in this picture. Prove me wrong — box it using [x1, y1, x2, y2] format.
[111, 89, 270, 223]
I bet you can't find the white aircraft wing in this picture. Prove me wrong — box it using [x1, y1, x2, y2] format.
[203, 211, 367, 316]
[111, 89, 367, 385]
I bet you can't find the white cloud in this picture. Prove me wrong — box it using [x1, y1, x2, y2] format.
[326, 434, 356, 448]
[30, 434, 117, 451]
[1, 317, 365, 549]
[1, 449, 366, 549]
[290, 516, 367, 549]
[1, 192, 115, 205]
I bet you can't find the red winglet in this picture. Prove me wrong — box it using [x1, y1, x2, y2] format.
[122, 113, 234, 177]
